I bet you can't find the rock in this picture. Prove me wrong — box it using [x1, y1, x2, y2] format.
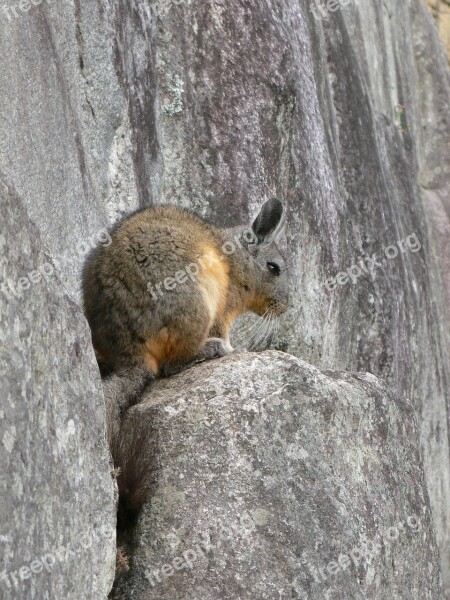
[111, 351, 442, 599]
[425, 0, 450, 60]
[0, 177, 116, 600]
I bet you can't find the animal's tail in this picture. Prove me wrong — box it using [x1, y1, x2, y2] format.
[102, 366, 155, 459]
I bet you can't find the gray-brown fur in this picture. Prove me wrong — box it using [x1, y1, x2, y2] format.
[82, 200, 289, 380]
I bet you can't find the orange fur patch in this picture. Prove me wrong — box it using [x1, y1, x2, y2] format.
[143, 328, 185, 375]
[248, 294, 271, 315]
[141, 246, 229, 373]
[197, 245, 229, 328]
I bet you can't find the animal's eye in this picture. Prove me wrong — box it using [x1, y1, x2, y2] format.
[267, 262, 281, 276]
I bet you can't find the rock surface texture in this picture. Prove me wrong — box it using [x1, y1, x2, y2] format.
[426, 0, 450, 59]
[0, 177, 116, 599]
[0, 0, 449, 597]
[111, 352, 442, 599]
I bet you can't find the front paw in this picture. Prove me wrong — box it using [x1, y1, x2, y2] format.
[195, 338, 232, 362]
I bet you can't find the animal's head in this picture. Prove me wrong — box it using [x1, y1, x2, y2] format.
[241, 198, 289, 317]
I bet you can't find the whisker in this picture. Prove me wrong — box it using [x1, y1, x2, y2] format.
[247, 311, 270, 335]
[248, 312, 274, 350]
[238, 309, 270, 337]
[260, 315, 276, 349]
[260, 313, 281, 350]
[247, 323, 268, 350]
[247, 318, 268, 350]
[239, 312, 267, 340]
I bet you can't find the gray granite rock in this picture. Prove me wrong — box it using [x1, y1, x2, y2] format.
[0, 176, 116, 599]
[111, 351, 443, 599]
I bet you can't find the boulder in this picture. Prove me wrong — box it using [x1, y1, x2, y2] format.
[111, 351, 443, 599]
[0, 177, 116, 600]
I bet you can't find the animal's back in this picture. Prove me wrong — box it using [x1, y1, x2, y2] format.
[82, 206, 229, 375]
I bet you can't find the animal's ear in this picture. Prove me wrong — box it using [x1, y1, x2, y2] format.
[251, 198, 284, 243]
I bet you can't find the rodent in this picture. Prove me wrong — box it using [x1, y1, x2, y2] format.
[82, 199, 289, 382]
[83, 199, 289, 519]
